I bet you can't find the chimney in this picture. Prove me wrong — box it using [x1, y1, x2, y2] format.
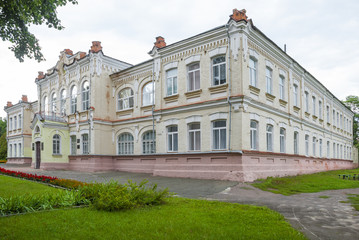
[37, 71, 45, 80]
[79, 52, 87, 59]
[90, 41, 102, 53]
[21, 95, 28, 102]
[154, 36, 166, 48]
[64, 49, 73, 56]
[230, 9, 248, 22]
[7, 101, 13, 107]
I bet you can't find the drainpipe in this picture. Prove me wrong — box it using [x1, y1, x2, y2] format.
[226, 24, 232, 151]
[152, 60, 157, 153]
[88, 61, 92, 155]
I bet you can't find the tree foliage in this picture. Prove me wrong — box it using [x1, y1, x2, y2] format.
[0, 0, 78, 62]
[0, 119, 7, 160]
[343, 95, 359, 149]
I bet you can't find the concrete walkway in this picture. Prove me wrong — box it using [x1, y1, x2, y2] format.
[2, 164, 359, 240]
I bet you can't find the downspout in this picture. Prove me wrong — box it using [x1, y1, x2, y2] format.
[88, 60, 92, 155]
[226, 24, 232, 152]
[151, 61, 155, 153]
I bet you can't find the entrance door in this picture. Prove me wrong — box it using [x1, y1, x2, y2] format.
[35, 142, 41, 169]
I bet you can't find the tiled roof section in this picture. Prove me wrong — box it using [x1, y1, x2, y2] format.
[230, 8, 248, 22]
[64, 49, 73, 56]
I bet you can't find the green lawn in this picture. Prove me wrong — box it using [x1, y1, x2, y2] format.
[252, 168, 359, 196]
[0, 175, 63, 198]
[0, 198, 306, 240]
[0, 174, 307, 240]
[343, 194, 359, 211]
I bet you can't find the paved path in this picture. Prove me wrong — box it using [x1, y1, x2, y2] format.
[2, 164, 359, 240]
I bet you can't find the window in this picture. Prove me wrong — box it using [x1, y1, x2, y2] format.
[266, 124, 273, 152]
[142, 131, 156, 154]
[71, 85, 77, 114]
[249, 57, 257, 87]
[212, 56, 226, 85]
[340, 145, 343, 159]
[9, 118, 12, 131]
[337, 112, 339, 127]
[118, 133, 134, 155]
[82, 81, 90, 111]
[14, 144, 17, 157]
[18, 143, 21, 156]
[305, 135, 309, 156]
[82, 134, 89, 154]
[326, 106, 330, 123]
[18, 115, 21, 129]
[53, 134, 61, 154]
[188, 123, 200, 151]
[280, 128, 286, 153]
[312, 96, 316, 116]
[250, 120, 258, 150]
[279, 75, 285, 100]
[305, 91, 309, 112]
[166, 69, 178, 96]
[319, 139, 322, 157]
[70, 136, 76, 155]
[51, 92, 57, 113]
[60, 89, 66, 115]
[188, 63, 200, 91]
[293, 84, 298, 106]
[142, 82, 155, 106]
[212, 120, 226, 150]
[266, 67, 272, 94]
[333, 142, 336, 158]
[118, 88, 134, 110]
[318, 100, 322, 118]
[327, 141, 330, 158]
[9, 144, 12, 157]
[312, 137, 316, 157]
[14, 116, 17, 129]
[340, 114, 343, 129]
[167, 126, 178, 152]
[294, 131, 299, 154]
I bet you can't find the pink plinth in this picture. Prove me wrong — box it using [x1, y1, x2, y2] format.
[6, 157, 32, 165]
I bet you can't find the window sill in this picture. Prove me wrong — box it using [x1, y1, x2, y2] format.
[312, 115, 318, 120]
[249, 85, 260, 95]
[141, 105, 153, 111]
[293, 106, 300, 113]
[209, 83, 228, 94]
[116, 108, 134, 115]
[164, 94, 179, 103]
[52, 154, 62, 157]
[279, 99, 287, 107]
[319, 119, 324, 124]
[265, 93, 276, 101]
[327, 122, 331, 126]
[305, 112, 310, 118]
[185, 89, 202, 99]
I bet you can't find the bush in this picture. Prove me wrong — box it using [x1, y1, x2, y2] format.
[50, 178, 87, 189]
[78, 180, 170, 211]
[0, 191, 89, 216]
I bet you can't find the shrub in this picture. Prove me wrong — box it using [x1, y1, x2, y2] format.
[50, 178, 87, 189]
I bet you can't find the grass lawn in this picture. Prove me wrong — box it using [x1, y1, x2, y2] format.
[0, 198, 306, 240]
[252, 168, 359, 195]
[0, 174, 307, 240]
[0, 175, 63, 198]
[342, 194, 359, 211]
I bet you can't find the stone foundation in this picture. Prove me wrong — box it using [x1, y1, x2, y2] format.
[57, 151, 356, 182]
[6, 157, 32, 165]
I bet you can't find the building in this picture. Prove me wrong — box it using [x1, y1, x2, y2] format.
[4, 9, 355, 181]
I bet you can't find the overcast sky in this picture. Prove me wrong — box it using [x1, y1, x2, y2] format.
[1, 0, 358, 119]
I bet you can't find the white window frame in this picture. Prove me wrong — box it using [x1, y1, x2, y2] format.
[305, 91, 309, 112]
[249, 57, 257, 87]
[318, 100, 322, 119]
[60, 89, 66, 115]
[82, 81, 90, 111]
[18, 114, 21, 129]
[142, 82, 155, 106]
[212, 120, 227, 150]
[319, 139, 322, 158]
[70, 135, 77, 155]
[14, 116, 17, 130]
[166, 68, 178, 96]
[305, 135, 309, 156]
[327, 141, 330, 158]
[279, 75, 285, 100]
[118, 88, 134, 111]
[294, 131, 299, 154]
[53, 134, 61, 155]
[312, 137, 316, 157]
[167, 125, 178, 152]
[266, 124, 273, 152]
[71, 85, 77, 114]
[280, 128, 286, 153]
[82, 134, 89, 154]
[312, 96, 316, 116]
[188, 123, 201, 151]
[293, 84, 298, 107]
[188, 63, 200, 92]
[118, 133, 134, 155]
[142, 131, 156, 154]
[266, 67, 273, 94]
[250, 120, 258, 150]
[212, 56, 226, 86]
[51, 92, 57, 113]
[326, 105, 330, 123]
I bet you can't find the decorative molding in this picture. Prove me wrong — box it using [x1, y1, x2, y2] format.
[265, 60, 273, 69]
[209, 112, 228, 121]
[208, 84, 228, 94]
[185, 89, 202, 99]
[164, 94, 179, 103]
[163, 61, 178, 71]
[250, 113, 260, 121]
[186, 115, 202, 124]
[184, 55, 201, 65]
[164, 118, 179, 126]
[249, 48, 259, 59]
[208, 46, 227, 58]
[266, 118, 275, 125]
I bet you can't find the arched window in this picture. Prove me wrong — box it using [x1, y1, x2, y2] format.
[51, 92, 57, 113]
[142, 82, 155, 106]
[53, 134, 61, 154]
[35, 126, 40, 134]
[118, 88, 134, 111]
[60, 89, 66, 115]
[82, 81, 90, 111]
[188, 123, 200, 151]
[118, 133, 134, 154]
[43, 96, 48, 114]
[266, 124, 273, 152]
[250, 120, 258, 150]
[142, 130, 156, 154]
[280, 128, 286, 153]
[71, 85, 77, 114]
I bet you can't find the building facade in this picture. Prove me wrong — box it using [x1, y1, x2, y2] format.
[4, 9, 355, 181]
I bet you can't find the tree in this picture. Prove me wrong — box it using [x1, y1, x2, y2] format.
[0, 0, 78, 62]
[343, 95, 359, 149]
[0, 119, 6, 160]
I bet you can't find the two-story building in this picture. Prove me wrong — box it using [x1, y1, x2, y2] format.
[4, 9, 355, 181]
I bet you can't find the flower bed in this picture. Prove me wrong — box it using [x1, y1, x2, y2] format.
[0, 167, 57, 183]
